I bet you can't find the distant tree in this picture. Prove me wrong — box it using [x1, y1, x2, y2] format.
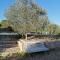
[0, 20, 11, 28]
[47, 23, 58, 34]
[0, 24, 2, 28]
[55, 26, 60, 34]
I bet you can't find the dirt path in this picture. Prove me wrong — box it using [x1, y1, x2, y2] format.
[1, 48, 60, 60]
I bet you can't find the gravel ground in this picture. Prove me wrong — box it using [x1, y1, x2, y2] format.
[1, 48, 60, 60]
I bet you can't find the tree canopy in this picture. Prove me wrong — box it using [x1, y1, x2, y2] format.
[4, 0, 60, 34]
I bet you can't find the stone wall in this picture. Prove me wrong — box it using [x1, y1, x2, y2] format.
[0, 33, 20, 52]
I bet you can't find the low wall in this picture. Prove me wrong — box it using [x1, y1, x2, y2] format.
[27, 35, 60, 39]
[0, 33, 21, 51]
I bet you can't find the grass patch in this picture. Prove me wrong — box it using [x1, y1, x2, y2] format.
[0, 52, 30, 60]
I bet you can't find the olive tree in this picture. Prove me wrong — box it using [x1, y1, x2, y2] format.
[5, 0, 48, 34]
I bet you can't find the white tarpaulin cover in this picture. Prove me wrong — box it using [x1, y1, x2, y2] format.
[25, 43, 49, 53]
